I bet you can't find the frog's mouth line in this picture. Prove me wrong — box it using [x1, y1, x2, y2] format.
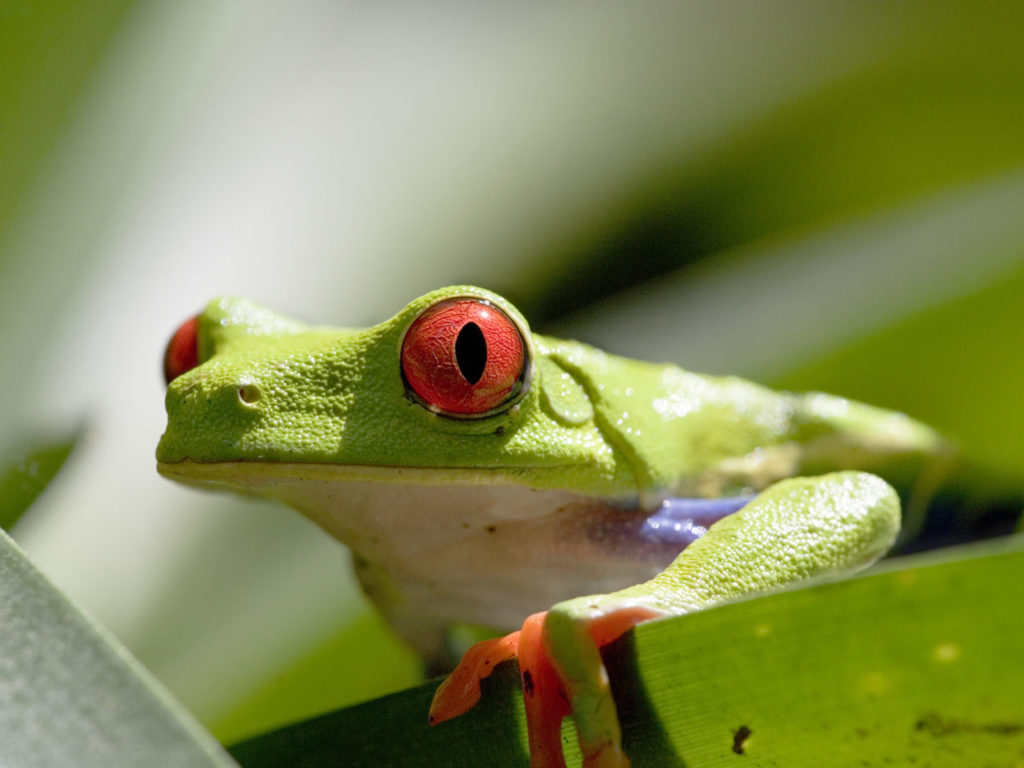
[157, 458, 551, 490]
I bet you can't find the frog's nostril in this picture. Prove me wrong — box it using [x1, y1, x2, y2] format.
[237, 383, 262, 405]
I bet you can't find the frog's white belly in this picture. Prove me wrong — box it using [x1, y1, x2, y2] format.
[159, 461, 681, 658]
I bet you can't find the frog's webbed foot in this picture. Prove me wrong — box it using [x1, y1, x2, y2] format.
[430, 607, 662, 768]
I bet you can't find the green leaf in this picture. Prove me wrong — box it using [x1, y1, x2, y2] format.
[230, 536, 1024, 767]
[0, 0, 137, 243]
[774, 262, 1024, 475]
[0, 527, 237, 768]
[230, 662, 530, 768]
[210, 610, 421, 746]
[0, 437, 77, 531]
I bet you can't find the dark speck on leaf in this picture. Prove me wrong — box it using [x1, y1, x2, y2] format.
[916, 712, 1024, 736]
[732, 725, 752, 755]
[522, 670, 534, 696]
[486, 525, 497, 533]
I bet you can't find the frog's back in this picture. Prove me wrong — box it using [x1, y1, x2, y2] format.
[538, 335, 948, 500]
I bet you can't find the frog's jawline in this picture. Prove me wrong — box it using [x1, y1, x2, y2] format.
[158, 460, 744, 649]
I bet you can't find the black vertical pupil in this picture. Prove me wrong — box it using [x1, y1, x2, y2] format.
[455, 322, 487, 384]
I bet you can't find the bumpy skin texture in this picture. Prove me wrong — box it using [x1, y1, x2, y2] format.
[158, 286, 945, 768]
[159, 289, 638, 497]
[602, 471, 900, 613]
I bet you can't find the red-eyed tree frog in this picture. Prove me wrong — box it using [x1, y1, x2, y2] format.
[158, 286, 950, 768]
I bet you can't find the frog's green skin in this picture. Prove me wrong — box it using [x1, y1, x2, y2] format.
[158, 286, 947, 767]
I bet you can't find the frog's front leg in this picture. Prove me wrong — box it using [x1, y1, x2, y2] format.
[432, 471, 900, 768]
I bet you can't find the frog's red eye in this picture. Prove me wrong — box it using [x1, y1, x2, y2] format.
[163, 315, 200, 385]
[401, 298, 528, 417]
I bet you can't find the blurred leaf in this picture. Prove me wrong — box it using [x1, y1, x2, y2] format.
[775, 262, 1024, 475]
[519, 4, 1024, 322]
[0, 0, 137, 247]
[0, 435, 76, 531]
[211, 610, 421, 746]
[230, 536, 1024, 767]
[0, 527, 236, 767]
[555, 170, 1024, 381]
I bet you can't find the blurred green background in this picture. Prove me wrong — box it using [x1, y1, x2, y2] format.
[2, 0, 1022, 748]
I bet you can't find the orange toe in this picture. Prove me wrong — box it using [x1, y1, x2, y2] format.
[429, 631, 520, 724]
[517, 612, 572, 768]
[584, 605, 663, 646]
[430, 605, 664, 768]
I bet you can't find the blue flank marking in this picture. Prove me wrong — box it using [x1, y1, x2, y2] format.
[639, 496, 755, 547]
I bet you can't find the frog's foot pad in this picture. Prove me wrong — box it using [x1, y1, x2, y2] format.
[429, 627, 522, 724]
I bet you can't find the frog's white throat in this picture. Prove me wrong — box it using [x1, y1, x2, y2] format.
[158, 459, 678, 658]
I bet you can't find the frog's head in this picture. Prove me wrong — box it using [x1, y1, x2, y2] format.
[157, 286, 634, 498]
